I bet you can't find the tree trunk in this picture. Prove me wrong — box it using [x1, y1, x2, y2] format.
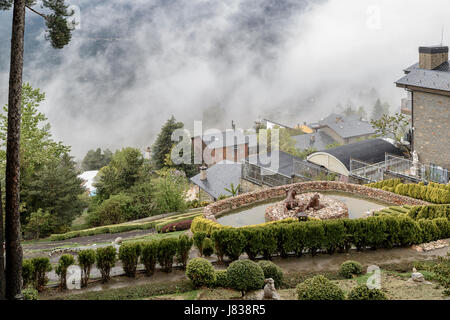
[5, 0, 26, 300]
[0, 185, 5, 300]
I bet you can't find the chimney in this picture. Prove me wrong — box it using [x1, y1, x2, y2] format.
[419, 46, 448, 70]
[200, 165, 208, 181]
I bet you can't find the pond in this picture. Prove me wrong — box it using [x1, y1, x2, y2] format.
[216, 191, 391, 227]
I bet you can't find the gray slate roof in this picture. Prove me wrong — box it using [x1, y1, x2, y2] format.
[318, 113, 376, 139]
[396, 62, 450, 92]
[291, 132, 337, 151]
[246, 150, 303, 177]
[321, 138, 404, 170]
[190, 160, 242, 200]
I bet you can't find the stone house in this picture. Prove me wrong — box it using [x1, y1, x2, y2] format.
[396, 45, 450, 170]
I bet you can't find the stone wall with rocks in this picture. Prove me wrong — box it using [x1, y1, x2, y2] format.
[203, 181, 429, 220]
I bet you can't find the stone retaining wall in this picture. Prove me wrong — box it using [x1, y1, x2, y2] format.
[203, 181, 429, 221]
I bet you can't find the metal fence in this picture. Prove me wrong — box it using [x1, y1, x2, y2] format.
[242, 161, 293, 187]
[349, 153, 449, 184]
[293, 159, 343, 182]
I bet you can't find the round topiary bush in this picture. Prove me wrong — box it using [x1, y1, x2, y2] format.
[185, 258, 216, 288]
[227, 260, 265, 296]
[296, 275, 345, 300]
[22, 288, 38, 300]
[340, 260, 363, 279]
[348, 285, 387, 300]
[257, 260, 283, 288]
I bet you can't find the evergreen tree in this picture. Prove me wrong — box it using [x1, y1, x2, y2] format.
[81, 148, 113, 171]
[371, 99, 384, 120]
[1, 0, 75, 299]
[152, 116, 184, 170]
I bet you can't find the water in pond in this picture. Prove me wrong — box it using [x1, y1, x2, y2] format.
[216, 192, 391, 227]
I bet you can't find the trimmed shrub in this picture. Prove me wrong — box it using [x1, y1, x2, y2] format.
[160, 219, 193, 233]
[257, 260, 283, 288]
[304, 221, 325, 256]
[417, 219, 440, 243]
[176, 234, 193, 269]
[433, 218, 450, 239]
[202, 237, 214, 257]
[339, 260, 363, 279]
[193, 231, 207, 256]
[119, 243, 142, 277]
[227, 260, 265, 296]
[242, 227, 264, 260]
[212, 228, 246, 262]
[141, 241, 159, 276]
[157, 237, 178, 273]
[31, 257, 52, 291]
[323, 220, 345, 254]
[96, 246, 117, 283]
[214, 270, 229, 288]
[296, 275, 345, 300]
[397, 216, 421, 246]
[348, 285, 387, 300]
[55, 254, 75, 289]
[22, 288, 38, 300]
[77, 249, 96, 287]
[260, 225, 278, 260]
[22, 259, 34, 288]
[185, 258, 216, 288]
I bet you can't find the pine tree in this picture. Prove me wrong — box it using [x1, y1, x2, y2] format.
[371, 99, 384, 120]
[152, 116, 184, 170]
[0, 0, 74, 299]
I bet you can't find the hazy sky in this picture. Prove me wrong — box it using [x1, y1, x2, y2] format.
[0, 0, 449, 160]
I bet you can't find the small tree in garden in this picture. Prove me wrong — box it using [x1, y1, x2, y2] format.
[193, 232, 207, 256]
[141, 241, 159, 276]
[257, 260, 283, 289]
[55, 254, 75, 290]
[119, 243, 142, 277]
[202, 238, 214, 257]
[176, 235, 193, 269]
[31, 257, 52, 292]
[339, 260, 363, 279]
[157, 238, 178, 273]
[21, 259, 34, 289]
[77, 249, 96, 287]
[224, 183, 240, 197]
[96, 246, 117, 283]
[227, 260, 265, 296]
[185, 258, 216, 288]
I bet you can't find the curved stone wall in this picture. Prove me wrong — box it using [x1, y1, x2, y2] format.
[203, 181, 429, 221]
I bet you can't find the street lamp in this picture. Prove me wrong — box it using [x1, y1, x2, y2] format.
[297, 211, 308, 222]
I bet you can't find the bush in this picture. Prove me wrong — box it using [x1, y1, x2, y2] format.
[214, 228, 246, 261]
[185, 258, 216, 288]
[339, 260, 363, 279]
[30, 257, 52, 292]
[202, 237, 214, 257]
[119, 243, 142, 277]
[78, 249, 96, 287]
[418, 219, 440, 243]
[257, 260, 283, 288]
[90, 193, 134, 226]
[157, 238, 178, 273]
[296, 275, 345, 300]
[176, 234, 193, 269]
[55, 254, 75, 289]
[141, 241, 159, 276]
[22, 288, 38, 300]
[323, 220, 346, 254]
[96, 246, 117, 283]
[227, 260, 265, 296]
[193, 231, 207, 256]
[22, 259, 34, 288]
[242, 227, 264, 260]
[304, 221, 325, 256]
[214, 270, 229, 288]
[348, 285, 387, 300]
[161, 219, 192, 233]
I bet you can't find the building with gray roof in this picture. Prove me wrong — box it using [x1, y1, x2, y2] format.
[395, 45, 450, 170]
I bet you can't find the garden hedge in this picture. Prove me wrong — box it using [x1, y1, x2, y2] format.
[296, 275, 345, 300]
[193, 215, 450, 261]
[227, 260, 265, 296]
[366, 180, 450, 204]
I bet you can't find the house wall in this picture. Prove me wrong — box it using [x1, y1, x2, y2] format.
[413, 91, 450, 169]
[319, 127, 345, 145]
[193, 136, 248, 165]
